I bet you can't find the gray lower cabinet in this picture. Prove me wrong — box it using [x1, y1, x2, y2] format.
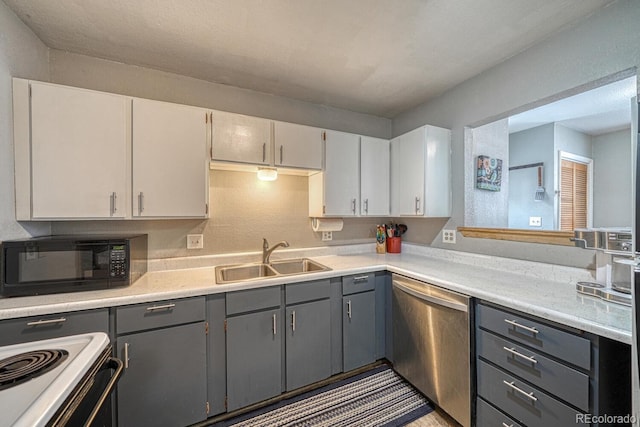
[475, 302, 631, 427]
[115, 297, 207, 427]
[285, 279, 332, 391]
[225, 286, 283, 412]
[226, 308, 283, 411]
[207, 294, 227, 416]
[343, 290, 376, 372]
[0, 308, 109, 346]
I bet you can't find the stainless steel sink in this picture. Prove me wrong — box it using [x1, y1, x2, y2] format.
[270, 258, 331, 275]
[215, 263, 278, 284]
[215, 258, 331, 284]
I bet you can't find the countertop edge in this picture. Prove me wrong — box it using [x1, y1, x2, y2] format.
[0, 255, 631, 345]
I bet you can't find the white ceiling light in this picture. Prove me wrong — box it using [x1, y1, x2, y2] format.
[257, 167, 278, 181]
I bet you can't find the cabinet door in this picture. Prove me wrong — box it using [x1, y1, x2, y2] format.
[226, 309, 282, 411]
[360, 136, 389, 216]
[211, 110, 271, 165]
[323, 130, 360, 216]
[395, 127, 426, 216]
[116, 322, 207, 427]
[343, 291, 376, 371]
[273, 121, 323, 170]
[132, 98, 209, 218]
[30, 82, 129, 219]
[424, 126, 452, 217]
[285, 300, 331, 391]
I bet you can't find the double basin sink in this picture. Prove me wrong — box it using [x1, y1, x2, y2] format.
[215, 258, 331, 284]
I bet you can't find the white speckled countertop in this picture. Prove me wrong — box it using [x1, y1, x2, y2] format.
[0, 244, 632, 344]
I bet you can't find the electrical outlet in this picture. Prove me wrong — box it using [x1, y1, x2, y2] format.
[322, 231, 333, 241]
[187, 234, 204, 249]
[442, 229, 456, 244]
[529, 216, 542, 227]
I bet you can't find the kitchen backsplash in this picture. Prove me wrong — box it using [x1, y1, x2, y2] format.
[51, 170, 420, 259]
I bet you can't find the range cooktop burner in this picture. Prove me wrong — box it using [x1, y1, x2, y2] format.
[0, 349, 68, 390]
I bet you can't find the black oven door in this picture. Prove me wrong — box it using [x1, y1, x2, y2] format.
[2, 240, 111, 296]
[49, 349, 124, 427]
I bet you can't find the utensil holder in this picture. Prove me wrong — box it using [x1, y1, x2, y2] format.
[387, 237, 402, 253]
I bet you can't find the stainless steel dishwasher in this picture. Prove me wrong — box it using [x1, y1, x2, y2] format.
[392, 274, 471, 427]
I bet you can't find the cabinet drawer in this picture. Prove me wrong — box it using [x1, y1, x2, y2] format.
[286, 279, 331, 305]
[477, 304, 590, 369]
[342, 273, 375, 295]
[477, 329, 589, 411]
[226, 286, 281, 315]
[476, 398, 522, 427]
[0, 309, 109, 346]
[478, 360, 587, 427]
[116, 297, 205, 334]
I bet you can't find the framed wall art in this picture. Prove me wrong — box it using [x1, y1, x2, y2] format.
[476, 155, 502, 191]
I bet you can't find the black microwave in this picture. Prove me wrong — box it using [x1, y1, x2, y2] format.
[1, 234, 147, 297]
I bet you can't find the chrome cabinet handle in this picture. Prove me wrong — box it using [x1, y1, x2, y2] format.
[138, 192, 144, 214]
[146, 303, 176, 311]
[415, 196, 421, 214]
[363, 199, 368, 214]
[503, 346, 538, 364]
[262, 143, 266, 163]
[279, 145, 283, 164]
[26, 317, 67, 326]
[504, 319, 539, 334]
[272, 313, 277, 336]
[502, 423, 514, 427]
[347, 300, 352, 319]
[353, 275, 369, 283]
[110, 192, 117, 215]
[502, 380, 538, 402]
[124, 342, 130, 369]
[291, 310, 296, 332]
[351, 198, 356, 214]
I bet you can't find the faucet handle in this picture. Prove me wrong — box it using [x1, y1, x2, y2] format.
[263, 238, 269, 249]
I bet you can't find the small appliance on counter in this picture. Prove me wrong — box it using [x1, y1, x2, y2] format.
[572, 228, 634, 305]
[0, 332, 122, 426]
[1, 234, 147, 297]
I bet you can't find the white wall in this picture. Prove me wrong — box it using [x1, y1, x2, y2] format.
[592, 128, 632, 227]
[465, 119, 509, 228]
[554, 124, 592, 158]
[393, 0, 640, 267]
[0, 2, 50, 241]
[509, 124, 555, 230]
[49, 51, 391, 139]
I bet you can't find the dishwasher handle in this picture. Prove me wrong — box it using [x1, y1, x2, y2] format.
[393, 279, 468, 312]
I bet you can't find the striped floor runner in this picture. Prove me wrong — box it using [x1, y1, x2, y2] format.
[216, 366, 433, 427]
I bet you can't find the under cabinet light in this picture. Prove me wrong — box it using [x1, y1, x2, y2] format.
[257, 167, 278, 181]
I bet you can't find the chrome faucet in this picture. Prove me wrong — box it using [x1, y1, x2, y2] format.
[262, 238, 290, 264]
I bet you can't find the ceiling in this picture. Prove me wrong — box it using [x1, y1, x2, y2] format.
[3, 0, 616, 118]
[509, 76, 636, 135]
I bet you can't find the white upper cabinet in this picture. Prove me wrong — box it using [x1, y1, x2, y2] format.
[360, 137, 389, 216]
[309, 130, 360, 217]
[132, 98, 209, 218]
[210, 110, 272, 165]
[390, 125, 451, 217]
[273, 121, 323, 170]
[14, 80, 130, 220]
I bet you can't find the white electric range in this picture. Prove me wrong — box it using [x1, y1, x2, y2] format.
[0, 332, 122, 427]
